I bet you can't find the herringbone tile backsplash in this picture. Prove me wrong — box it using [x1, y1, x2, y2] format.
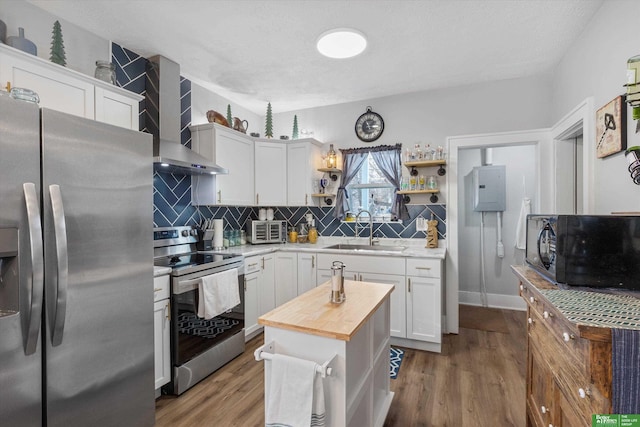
[113, 42, 446, 240]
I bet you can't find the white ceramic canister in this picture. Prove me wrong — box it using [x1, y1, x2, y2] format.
[266, 208, 274, 221]
[259, 208, 267, 221]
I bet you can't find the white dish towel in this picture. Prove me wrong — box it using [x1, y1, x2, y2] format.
[196, 268, 240, 319]
[515, 197, 531, 250]
[266, 353, 326, 427]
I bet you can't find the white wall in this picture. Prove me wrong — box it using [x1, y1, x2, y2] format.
[1, 1, 109, 77]
[271, 75, 553, 206]
[458, 145, 537, 307]
[552, 0, 640, 214]
[190, 82, 262, 134]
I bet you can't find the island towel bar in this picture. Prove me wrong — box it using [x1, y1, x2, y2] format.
[254, 341, 337, 378]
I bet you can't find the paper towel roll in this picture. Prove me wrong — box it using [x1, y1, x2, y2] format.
[213, 219, 224, 249]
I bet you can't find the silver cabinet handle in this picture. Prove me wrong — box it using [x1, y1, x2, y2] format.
[256, 193, 259, 205]
[408, 278, 411, 292]
[217, 190, 221, 203]
[48, 185, 68, 346]
[305, 194, 308, 205]
[311, 255, 315, 269]
[22, 183, 44, 355]
[415, 266, 431, 270]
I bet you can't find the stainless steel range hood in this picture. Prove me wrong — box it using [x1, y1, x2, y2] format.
[146, 55, 228, 175]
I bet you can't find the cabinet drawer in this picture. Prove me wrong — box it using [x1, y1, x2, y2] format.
[154, 274, 170, 302]
[244, 256, 261, 274]
[316, 253, 405, 275]
[406, 258, 441, 278]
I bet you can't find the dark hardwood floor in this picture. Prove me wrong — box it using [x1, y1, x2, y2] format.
[155, 305, 527, 426]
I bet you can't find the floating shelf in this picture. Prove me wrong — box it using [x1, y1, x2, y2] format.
[397, 189, 440, 203]
[318, 167, 341, 181]
[403, 160, 446, 168]
[396, 189, 439, 194]
[403, 160, 446, 177]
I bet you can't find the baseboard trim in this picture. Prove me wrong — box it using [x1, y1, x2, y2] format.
[458, 291, 526, 311]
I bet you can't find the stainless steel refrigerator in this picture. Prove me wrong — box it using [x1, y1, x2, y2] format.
[0, 95, 155, 426]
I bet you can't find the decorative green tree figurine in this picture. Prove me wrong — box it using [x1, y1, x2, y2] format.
[226, 104, 233, 127]
[265, 102, 273, 138]
[292, 115, 299, 140]
[50, 20, 66, 66]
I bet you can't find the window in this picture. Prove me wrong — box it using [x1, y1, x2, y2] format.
[346, 153, 395, 219]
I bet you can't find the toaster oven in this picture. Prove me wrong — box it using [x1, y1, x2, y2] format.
[246, 220, 285, 244]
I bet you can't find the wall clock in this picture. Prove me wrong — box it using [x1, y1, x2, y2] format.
[355, 107, 384, 142]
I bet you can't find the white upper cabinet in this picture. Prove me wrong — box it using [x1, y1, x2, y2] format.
[190, 123, 255, 205]
[254, 139, 287, 206]
[0, 44, 141, 130]
[287, 139, 323, 206]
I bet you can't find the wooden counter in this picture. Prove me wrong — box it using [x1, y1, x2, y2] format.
[258, 280, 394, 341]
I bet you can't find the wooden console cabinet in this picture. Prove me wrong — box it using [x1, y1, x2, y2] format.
[512, 266, 612, 427]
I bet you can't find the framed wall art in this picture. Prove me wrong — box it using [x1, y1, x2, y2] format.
[596, 95, 626, 158]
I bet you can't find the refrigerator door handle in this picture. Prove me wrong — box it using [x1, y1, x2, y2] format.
[48, 184, 68, 346]
[22, 183, 44, 355]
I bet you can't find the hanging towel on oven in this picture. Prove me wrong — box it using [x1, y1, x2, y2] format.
[266, 353, 326, 427]
[612, 328, 640, 414]
[196, 268, 240, 320]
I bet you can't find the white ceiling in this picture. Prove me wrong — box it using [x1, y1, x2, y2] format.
[27, 0, 603, 115]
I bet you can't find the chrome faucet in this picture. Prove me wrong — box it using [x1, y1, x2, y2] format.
[355, 210, 374, 245]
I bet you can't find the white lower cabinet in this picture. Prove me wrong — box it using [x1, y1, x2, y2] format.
[406, 276, 441, 342]
[245, 254, 276, 340]
[153, 274, 170, 391]
[359, 272, 406, 339]
[296, 252, 317, 295]
[274, 252, 298, 306]
[317, 253, 443, 352]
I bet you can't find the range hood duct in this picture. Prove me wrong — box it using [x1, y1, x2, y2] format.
[146, 55, 228, 175]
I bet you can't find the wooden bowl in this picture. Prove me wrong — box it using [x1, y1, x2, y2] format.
[206, 110, 230, 127]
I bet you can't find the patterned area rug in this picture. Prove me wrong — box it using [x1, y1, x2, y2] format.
[390, 347, 405, 379]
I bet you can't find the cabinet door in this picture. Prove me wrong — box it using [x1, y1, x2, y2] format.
[360, 272, 406, 338]
[259, 254, 276, 316]
[153, 299, 170, 390]
[0, 48, 95, 119]
[255, 140, 287, 206]
[95, 86, 140, 130]
[317, 269, 331, 286]
[275, 252, 298, 306]
[287, 141, 322, 206]
[217, 130, 255, 205]
[297, 253, 317, 295]
[244, 272, 260, 339]
[406, 276, 441, 343]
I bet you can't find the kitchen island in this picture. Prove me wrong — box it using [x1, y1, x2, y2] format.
[257, 280, 395, 427]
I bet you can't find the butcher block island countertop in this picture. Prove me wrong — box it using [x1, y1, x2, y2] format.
[258, 280, 394, 341]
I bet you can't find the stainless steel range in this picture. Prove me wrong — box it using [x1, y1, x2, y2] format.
[153, 226, 245, 395]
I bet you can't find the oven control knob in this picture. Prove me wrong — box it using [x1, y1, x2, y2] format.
[181, 230, 189, 237]
[190, 229, 198, 236]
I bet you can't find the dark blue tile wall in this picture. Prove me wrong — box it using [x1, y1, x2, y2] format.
[112, 43, 446, 239]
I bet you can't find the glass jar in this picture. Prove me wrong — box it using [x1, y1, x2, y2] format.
[308, 226, 318, 244]
[427, 175, 438, 190]
[240, 230, 247, 245]
[94, 60, 116, 85]
[288, 227, 298, 243]
[418, 175, 426, 190]
[223, 230, 231, 248]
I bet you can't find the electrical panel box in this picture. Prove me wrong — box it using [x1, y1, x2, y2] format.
[472, 165, 506, 212]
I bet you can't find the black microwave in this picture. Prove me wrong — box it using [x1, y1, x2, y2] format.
[525, 214, 640, 289]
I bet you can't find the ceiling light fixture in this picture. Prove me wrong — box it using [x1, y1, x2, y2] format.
[316, 28, 367, 59]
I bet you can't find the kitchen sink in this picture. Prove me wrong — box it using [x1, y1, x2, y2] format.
[323, 243, 406, 253]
